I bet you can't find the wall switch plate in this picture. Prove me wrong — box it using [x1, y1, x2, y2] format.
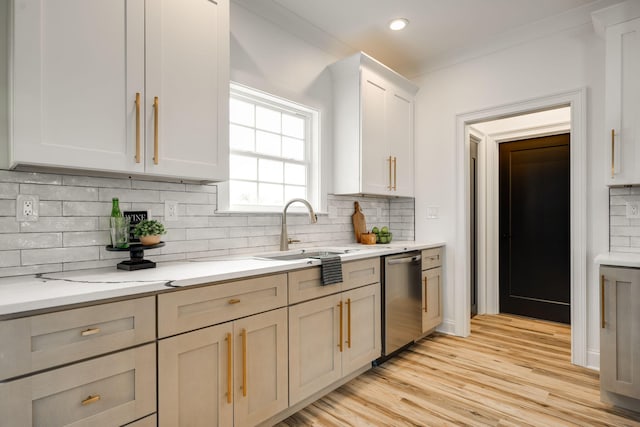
[165, 200, 179, 221]
[626, 201, 640, 219]
[426, 206, 439, 219]
[17, 194, 39, 222]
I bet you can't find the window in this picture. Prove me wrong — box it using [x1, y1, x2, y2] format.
[225, 83, 320, 212]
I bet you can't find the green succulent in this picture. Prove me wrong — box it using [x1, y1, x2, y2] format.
[133, 219, 166, 237]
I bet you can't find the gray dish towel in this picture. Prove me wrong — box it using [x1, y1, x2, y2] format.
[318, 255, 343, 285]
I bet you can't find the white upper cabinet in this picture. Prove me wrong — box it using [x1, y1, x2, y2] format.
[331, 52, 418, 197]
[593, 1, 640, 186]
[10, 0, 229, 182]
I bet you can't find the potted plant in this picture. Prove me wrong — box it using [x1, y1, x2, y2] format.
[133, 219, 166, 245]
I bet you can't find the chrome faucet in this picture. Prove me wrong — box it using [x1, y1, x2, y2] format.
[280, 198, 318, 251]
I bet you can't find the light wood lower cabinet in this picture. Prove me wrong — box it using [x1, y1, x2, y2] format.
[421, 247, 443, 334]
[288, 283, 381, 405]
[600, 266, 640, 407]
[158, 308, 288, 427]
[422, 267, 443, 333]
[0, 344, 156, 427]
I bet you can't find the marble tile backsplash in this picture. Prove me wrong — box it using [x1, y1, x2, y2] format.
[0, 170, 414, 278]
[610, 186, 640, 253]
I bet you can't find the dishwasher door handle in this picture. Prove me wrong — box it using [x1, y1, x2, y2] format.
[387, 255, 422, 265]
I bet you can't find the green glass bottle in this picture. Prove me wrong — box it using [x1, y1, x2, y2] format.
[111, 198, 122, 217]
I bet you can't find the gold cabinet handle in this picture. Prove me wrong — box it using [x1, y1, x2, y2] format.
[393, 157, 397, 191]
[241, 328, 248, 397]
[337, 301, 343, 352]
[601, 275, 606, 329]
[423, 276, 428, 312]
[611, 129, 615, 179]
[225, 332, 232, 404]
[228, 298, 241, 305]
[346, 298, 352, 348]
[81, 394, 101, 406]
[135, 92, 141, 163]
[81, 327, 100, 337]
[387, 156, 393, 190]
[153, 97, 159, 165]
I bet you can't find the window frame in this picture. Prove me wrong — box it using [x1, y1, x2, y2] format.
[218, 82, 321, 213]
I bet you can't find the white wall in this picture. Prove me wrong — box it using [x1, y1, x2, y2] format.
[413, 22, 609, 368]
[230, 2, 339, 204]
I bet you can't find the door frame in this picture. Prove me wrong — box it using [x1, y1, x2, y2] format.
[454, 88, 587, 366]
[482, 123, 571, 316]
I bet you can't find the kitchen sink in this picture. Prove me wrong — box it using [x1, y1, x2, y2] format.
[258, 249, 352, 261]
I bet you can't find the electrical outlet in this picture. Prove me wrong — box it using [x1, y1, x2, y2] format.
[16, 194, 39, 222]
[626, 201, 640, 219]
[165, 200, 179, 221]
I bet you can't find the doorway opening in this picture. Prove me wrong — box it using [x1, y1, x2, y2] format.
[455, 89, 588, 366]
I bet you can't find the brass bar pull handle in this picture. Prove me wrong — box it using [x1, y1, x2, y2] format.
[337, 301, 343, 352]
[611, 129, 615, 178]
[424, 276, 428, 312]
[225, 332, 232, 403]
[228, 298, 241, 305]
[241, 329, 248, 397]
[346, 298, 352, 348]
[153, 97, 159, 165]
[135, 92, 141, 163]
[601, 275, 606, 329]
[393, 157, 397, 190]
[81, 394, 101, 406]
[387, 156, 393, 190]
[81, 327, 100, 337]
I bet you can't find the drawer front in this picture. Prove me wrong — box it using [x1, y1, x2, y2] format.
[288, 267, 340, 304]
[158, 273, 287, 337]
[422, 247, 443, 270]
[0, 296, 155, 381]
[341, 257, 380, 292]
[289, 257, 380, 303]
[0, 344, 156, 427]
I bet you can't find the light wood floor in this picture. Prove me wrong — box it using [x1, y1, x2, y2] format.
[278, 314, 640, 427]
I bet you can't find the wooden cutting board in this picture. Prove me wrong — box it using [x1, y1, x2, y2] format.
[352, 201, 366, 243]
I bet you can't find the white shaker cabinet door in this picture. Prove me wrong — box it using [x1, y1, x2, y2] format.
[605, 18, 640, 185]
[145, 0, 229, 181]
[360, 68, 392, 195]
[12, 0, 145, 173]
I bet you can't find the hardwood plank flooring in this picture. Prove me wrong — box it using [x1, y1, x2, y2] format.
[277, 314, 640, 427]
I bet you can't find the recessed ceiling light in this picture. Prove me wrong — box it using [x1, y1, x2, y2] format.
[389, 18, 409, 31]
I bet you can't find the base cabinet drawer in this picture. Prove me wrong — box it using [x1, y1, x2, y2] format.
[158, 274, 287, 338]
[0, 296, 155, 381]
[421, 247, 443, 270]
[288, 257, 380, 304]
[0, 344, 156, 427]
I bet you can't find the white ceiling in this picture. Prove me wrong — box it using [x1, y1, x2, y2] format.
[233, 0, 619, 77]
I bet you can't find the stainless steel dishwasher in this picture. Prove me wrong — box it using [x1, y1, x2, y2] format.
[381, 251, 422, 357]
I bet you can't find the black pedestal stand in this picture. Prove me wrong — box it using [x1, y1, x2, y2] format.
[106, 242, 165, 271]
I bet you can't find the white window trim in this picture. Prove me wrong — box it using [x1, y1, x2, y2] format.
[217, 82, 321, 214]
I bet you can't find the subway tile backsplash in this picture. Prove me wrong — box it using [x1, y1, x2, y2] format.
[0, 170, 415, 278]
[609, 186, 640, 253]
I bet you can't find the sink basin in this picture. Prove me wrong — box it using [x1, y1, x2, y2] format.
[258, 250, 349, 261]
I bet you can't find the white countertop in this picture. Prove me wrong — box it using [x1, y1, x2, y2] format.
[0, 241, 444, 319]
[595, 252, 640, 268]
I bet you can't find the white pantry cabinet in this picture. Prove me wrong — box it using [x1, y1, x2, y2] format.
[330, 52, 418, 197]
[593, 2, 640, 185]
[10, 0, 229, 182]
[600, 266, 640, 412]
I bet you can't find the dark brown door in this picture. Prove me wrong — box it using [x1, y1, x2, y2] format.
[499, 133, 570, 324]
